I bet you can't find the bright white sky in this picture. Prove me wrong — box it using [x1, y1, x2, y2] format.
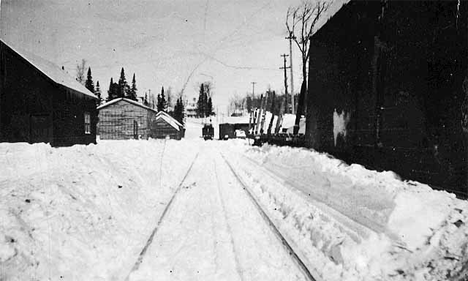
[1, 0, 311, 113]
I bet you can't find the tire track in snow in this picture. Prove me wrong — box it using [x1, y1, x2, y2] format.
[124, 152, 200, 281]
[212, 154, 245, 281]
[219, 152, 318, 281]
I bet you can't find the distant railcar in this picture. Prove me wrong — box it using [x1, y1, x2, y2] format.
[202, 124, 214, 140]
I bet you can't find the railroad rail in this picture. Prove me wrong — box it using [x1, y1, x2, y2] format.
[124, 152, 200, 280]
[220, 152, 319, 281]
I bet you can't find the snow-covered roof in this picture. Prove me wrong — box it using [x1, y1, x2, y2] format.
[155, 111, 183, 131]
[97, 98, 157, 112]
[1, 39, 96, 99]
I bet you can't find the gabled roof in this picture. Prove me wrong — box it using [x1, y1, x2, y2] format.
[155, 111, 183, 131]
[97, 98, 157, 112]
[1, 39, 96, 99]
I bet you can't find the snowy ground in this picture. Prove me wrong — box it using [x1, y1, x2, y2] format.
[1, 121, 468, 280]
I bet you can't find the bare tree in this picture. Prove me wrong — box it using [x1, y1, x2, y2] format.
[286, 0, 330, 131]
[286, 0, 330, 84]
[75, 59, 87, 85]
[229, 92, 245, 115]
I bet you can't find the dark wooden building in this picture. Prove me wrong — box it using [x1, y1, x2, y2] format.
[219, 123, 249, 140]
[306, 1, 468, 196]
[0, 40, 98, 146]
[97, 98, 157, 140]
[151, 111, 184, 140]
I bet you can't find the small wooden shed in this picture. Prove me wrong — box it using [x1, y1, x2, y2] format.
[151, 111, 184, 140]
[97, 98, 157, 139]
[0, 39, 98, 146]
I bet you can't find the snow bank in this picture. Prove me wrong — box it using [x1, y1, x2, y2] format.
[0, 140, 199, 280]
[223, 142, 468, 281]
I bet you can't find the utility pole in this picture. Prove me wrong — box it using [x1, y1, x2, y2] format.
[286, 32, 296, 114]
[251, 81, 257, 134]
[280, 54, 290, 113]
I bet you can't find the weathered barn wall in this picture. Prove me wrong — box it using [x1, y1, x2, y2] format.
[52, 86, 98, 146]
[0, 41, 97, 146]
[98, 100, 153, 140]
[1, 42, 54, 143]
[306, 1, 468, 196]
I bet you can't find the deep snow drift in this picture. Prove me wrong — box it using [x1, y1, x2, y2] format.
[0, 140, 199, 280]
[0, 137, 467, 281]
[222, 141, 468, 281]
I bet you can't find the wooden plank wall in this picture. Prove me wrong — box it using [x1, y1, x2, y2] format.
[150, 118, 181, 139]
[98, 101, 152, 139]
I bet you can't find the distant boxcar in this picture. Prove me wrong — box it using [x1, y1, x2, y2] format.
[219, 123, 250, 140]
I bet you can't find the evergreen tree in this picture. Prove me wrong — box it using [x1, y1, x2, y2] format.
[128, 73, 138, 101]
[197, 84, 206, 117]
[157, 87, 167, 112]
[206, 97, 213, 117]
[196, 82, 214, 117]
[95, 81, 102, 105]
[173, 97, 185, 125]
[117, 67, 129, 98]
[85, 67, 95, 93]
[144, 92, 149, 106]
[166, 87, 173, 108]
[178, 97, 185, 124]
[107, 78, 114, 101]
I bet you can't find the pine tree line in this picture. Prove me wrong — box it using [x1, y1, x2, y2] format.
[82, 66, 102, 106]
[79, 62, 185, 123]
[106, 67, 138, 102]
[155, 87, 185, 125]
[196, 82, 214, 118]
[157, 86, 167, 112]
[171, 97, 185, 125]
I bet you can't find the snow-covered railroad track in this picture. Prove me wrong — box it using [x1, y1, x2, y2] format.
[124, 152, 200, 280]
[220, 152, 318, 281]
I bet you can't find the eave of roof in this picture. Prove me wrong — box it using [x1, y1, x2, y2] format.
[97, 98, 158, 112]
[156, 115, 181, 131]
[310, 0, 351, 37]
[156, 111, 183, 128]
[1, 39, 97, 99]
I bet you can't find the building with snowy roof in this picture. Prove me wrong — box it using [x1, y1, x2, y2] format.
[151, 111, 185, 140]
[97, 98, 157, 140]
[97, 98, 184, 140]
[305, 0, 468, 196]
[0, 40, 98, 146]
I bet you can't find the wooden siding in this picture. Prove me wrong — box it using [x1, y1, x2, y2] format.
[98, 100, 155, 140]
[150, 118, 183, 140]
[0, 41, 97, 146]
[306, 0, 468, 196]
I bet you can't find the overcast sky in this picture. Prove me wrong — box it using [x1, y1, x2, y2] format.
[1, 0, 342, 112]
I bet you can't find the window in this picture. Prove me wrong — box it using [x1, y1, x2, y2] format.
[84, 112, 91, 134]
